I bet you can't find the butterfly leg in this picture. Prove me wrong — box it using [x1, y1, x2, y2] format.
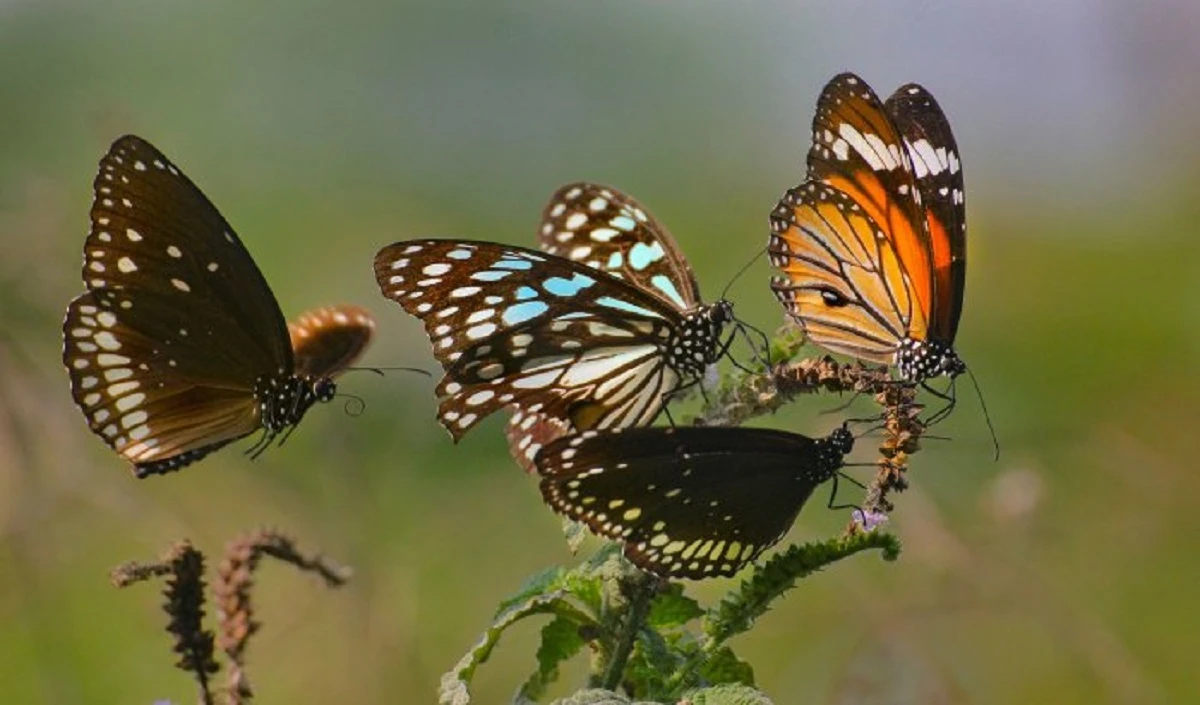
[824, 474, 862, 512]
[921, 379, 957, 426]
[245, 428, 277, 460]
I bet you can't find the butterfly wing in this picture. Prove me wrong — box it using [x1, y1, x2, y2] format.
[537, 426, 851, 579]
[769, 181, 916, 364]
[536, 182, 702, 310]
[507, 183, 704, 472]
[885, 83, 967, 343]
[373, 239, 688, 440]
[62, 135, 293, 476]
[770, 73, 945, 364]
[288, 305, 376, 380]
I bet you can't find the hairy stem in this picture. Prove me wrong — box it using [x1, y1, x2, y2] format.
[600, 573, 657, 692]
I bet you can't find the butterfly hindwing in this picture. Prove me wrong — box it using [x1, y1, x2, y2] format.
[537, 426, 853, 579]
[769, 181, 913, 364]
[289, 305, 376, 380]
[536, 182, 701, 310]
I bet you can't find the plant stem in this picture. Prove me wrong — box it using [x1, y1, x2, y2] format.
[600, 573, 656, 691]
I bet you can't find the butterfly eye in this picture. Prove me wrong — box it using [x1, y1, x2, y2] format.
[817, 287, 850, 308]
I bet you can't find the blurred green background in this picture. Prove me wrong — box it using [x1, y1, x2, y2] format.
[1, 1, 1198, 703]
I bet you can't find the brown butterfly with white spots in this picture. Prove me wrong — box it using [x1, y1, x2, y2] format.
[63, 135, 374, 477]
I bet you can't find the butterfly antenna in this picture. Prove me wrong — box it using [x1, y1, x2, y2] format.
[733, 318, 772, 367]
[345, 365, 432, 378]
[966, 366, 1000, 461]
[339, 393, 367, 417]
[719, 247, 766, 301]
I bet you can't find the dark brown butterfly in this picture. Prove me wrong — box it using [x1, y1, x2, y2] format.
[536, 425, 854, 579]
[63, 135, 374, 477]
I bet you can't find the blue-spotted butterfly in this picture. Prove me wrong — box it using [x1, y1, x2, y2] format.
[536, 424, 854, 579]
[373, 185, 732, 443]
[62, 135, 374, 477]
[769, 73, 968, 383]
[504, 182, 720, 472]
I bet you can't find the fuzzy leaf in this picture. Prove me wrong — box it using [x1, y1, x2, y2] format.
[562, 518, 589, 555]
[439, 590, 596, 705]
[646, 583, 703, 630]
[705, 532, 900, 648]
[516, 615, 588, 702]
[680, 683, 773, 705]
[698, 646, 755, 687]
[497, 566, 567, 615]
[549, 689, 631, 705]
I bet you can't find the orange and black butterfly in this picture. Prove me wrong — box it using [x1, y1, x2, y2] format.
[768, 73, 967, 383]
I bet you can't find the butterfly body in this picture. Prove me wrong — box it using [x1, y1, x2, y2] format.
[769, 73, 967, 384]
[536, 425, 853, 579]
[63, 136, 372, 477]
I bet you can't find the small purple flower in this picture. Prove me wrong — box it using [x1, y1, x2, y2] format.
[852, 508, 888, 532]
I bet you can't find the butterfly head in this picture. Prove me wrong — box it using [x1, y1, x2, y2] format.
[896, 338, 965, 383]
[827, 424, 855, 458]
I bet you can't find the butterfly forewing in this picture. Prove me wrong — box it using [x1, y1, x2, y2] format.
[536, 182, 701, 310]
[885, 84, 967, 342]
[86, 136, 293, 371]
[537, 426, 852, 579]
[288, 305, 376, 380]
[374, 239, 704, 439]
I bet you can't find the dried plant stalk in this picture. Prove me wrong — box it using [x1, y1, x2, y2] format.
[213, 528, 351, 703]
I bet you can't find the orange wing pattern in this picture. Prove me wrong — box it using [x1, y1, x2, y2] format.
[288, 305, 376, 380]
[769, 73, 967, 382]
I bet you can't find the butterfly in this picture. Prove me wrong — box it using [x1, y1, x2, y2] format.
[503, 182, 717, 472]
[62, 135, 374, 478]
[373, 192, 733, 444]
[535, 424, 854, 579]
[768, 72, 967, 384]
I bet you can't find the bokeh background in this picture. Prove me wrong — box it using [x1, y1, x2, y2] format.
[2, 1, 1198, 703]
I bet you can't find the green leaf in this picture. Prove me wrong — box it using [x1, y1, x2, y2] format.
[516, 615, 588, 702]
[698, 646, 755, 688]
[562, 517, 589, 555]
[496, 566, 567, 615]
[704, 532, 900, 649]
[439, 590, 597, 705]
[680, 683, 774, 705]
[646, 583, 703, 630]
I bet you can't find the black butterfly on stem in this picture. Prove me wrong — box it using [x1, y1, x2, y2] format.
[535, 424, 855, 579]
[373, 183, 739, 453]
[62, 135, 374, 478]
